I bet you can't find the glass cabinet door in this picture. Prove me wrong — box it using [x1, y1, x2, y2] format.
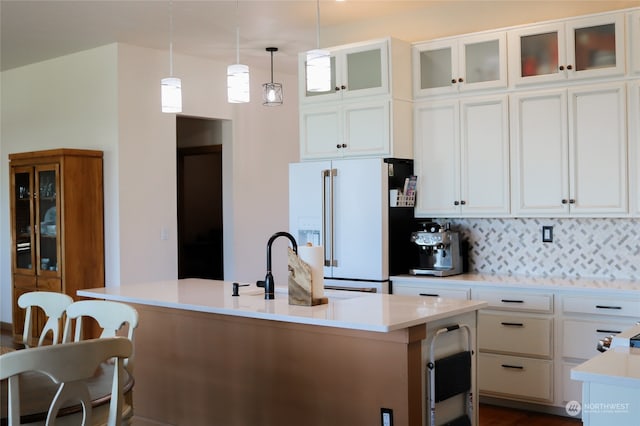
[509, 22, 565, 85]
[303, 55, 337, 99]
[36, 165, 60, 274]
[459, 31, 507, 92]
[12, 167, 34, 272]
[345, 47, 382, 92]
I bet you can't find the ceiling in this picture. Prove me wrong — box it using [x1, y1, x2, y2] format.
[2, 1, 639, 74]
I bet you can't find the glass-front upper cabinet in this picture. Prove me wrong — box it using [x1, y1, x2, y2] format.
[36, 165, 60, 275]
[299, 39, 389, 103]
[509, 13, 625, 85]
[413, 31, 507, 97]
[11, 167, 35, 272]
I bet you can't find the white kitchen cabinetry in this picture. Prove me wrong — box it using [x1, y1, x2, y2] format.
[299, 98, 412, 160]
[298, 37, 412, 161]
[629, 11, 640, 74]
[559, 292, 640, 406]
[414, 95, 510, 217]
[298, 38, 410, 104]
[508, 12, 625, 86]
[412, 31, 507, 97]
[510, 82, 627, 216]
[631, 80, 640, 216]
[474, 288, 555, 403]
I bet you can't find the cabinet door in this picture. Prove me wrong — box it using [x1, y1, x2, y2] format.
[460, 95, 510, 216]
[566, 13, 625, 80]
[631, 11, 640, 75]
[342, 100, 390, 157]
[413, 39, 457, 96]
[568, 83, 627, 215]
[508, 22, 566, 86]
[458, 31, 508, 92]
[299, 105, 342, 159]
[631, 81, 640, 216]
[35, 164, 61, 275]
[414, 100, 461, 217]
[340, 40, 389, 100]
[510, 89, 569, 215]
[10, 166, 35, 273]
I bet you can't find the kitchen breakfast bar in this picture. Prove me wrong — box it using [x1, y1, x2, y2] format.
[78, 279, 486, 426]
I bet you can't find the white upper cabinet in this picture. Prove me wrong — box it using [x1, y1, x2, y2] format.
[300, 99, 412, 160]
[508, 13, 625, 86]
[630, 11, 640, 75]
[413, 31, 507, 97]
[299, 38, 410, 104]
[414, 95, 510, 217]
[630, 80, 640, 216]
[511, 82, 628, 216]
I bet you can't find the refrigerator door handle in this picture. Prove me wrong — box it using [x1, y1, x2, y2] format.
[329, 168, 337, 267]
[322, 169, 330, 266]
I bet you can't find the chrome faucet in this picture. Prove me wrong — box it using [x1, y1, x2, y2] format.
[257, 231, 298, 300]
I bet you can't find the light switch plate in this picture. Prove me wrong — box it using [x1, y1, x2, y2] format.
[542, 226, 553, 243]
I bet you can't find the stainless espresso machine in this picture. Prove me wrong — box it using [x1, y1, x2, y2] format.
[409, 222, 463, 277]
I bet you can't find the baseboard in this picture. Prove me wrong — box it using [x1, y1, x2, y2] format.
[480, 395, 579, 419]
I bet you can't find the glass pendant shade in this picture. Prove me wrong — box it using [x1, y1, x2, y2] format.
[306, 49, 331, 92]
[161, 77, 182, 113]
[227, 63, 250, 103]
[263, 82, 283, 106]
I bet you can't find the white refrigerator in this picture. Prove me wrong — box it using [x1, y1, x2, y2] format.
[289, 158, 415, 293]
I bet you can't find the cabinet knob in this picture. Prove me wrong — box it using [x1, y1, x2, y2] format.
[341, 85, 346, 90]
[341, 143, 347, 148]
[454, 201, 460, 206]
[334, 87, 340, 92]
[562, 199, 568, 204]
[460, 200, 466, 205]
[336, 144, 341, 149]
[458, 78, 464, 83]
[559, 65, 565, 71]
[569, 199, 576, 204]
[451, 79, 457, 84]
[567, 64, 573, 70]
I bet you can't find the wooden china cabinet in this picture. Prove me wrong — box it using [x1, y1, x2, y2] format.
[9, 149, 104, 344]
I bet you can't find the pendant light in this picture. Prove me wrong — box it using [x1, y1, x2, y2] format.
[263, 47, 283, 106]
[227, 0, 250, 103]
[161, 0, 182, 113]
[306, 0, 331, 92]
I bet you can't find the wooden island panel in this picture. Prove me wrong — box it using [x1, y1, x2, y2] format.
[132, 303, 426, 426]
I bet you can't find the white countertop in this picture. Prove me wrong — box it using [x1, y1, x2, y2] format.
[77, 279, 487, 333]
[571, 346, 640, 388]
[391, 273, 640, 293]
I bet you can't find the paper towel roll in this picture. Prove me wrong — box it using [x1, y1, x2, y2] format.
[297, 245, 324, 299]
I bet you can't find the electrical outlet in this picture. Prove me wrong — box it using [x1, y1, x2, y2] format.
[381, 408, 393, 426]
[542, 226, 553, 243]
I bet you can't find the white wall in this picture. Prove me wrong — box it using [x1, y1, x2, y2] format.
[0, 43, 299, 323]
[0, 45, 119, 322]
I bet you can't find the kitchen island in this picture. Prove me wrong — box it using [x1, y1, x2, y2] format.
[78, 279, 486, 426]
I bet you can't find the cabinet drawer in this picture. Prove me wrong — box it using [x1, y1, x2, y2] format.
[562, 295, 640, 317]
[479, 313, 553, 358]
[562, 318, 637, 360]
[37, 277, 62, 292]
[473, 289, 553, 313]
[478, 353, 553, 402]
[13, 274, 36, 289]
[393, 283, 469, 300]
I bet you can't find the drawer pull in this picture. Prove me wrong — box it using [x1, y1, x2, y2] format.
[596, 329, 622, 334]
[501, 364, 524, 370]
[419, 293, 439, 297]
[595, 305, 622, 310]
[501, 299, 524, 304]
[501, 322, 524, 327]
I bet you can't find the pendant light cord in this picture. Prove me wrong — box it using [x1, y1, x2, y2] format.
[315, 0, 321, 49]
[235, 0, 240, 64]
[169, 0, 174, 76]
[270, 50, 274, 84]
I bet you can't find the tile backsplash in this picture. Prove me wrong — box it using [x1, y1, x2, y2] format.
[447, 218, 640, 280]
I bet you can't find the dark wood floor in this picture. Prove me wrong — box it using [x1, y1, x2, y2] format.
[1, 326, 581, 425]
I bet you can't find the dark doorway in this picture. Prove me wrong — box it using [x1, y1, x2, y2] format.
[177, 118, 224, 280]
